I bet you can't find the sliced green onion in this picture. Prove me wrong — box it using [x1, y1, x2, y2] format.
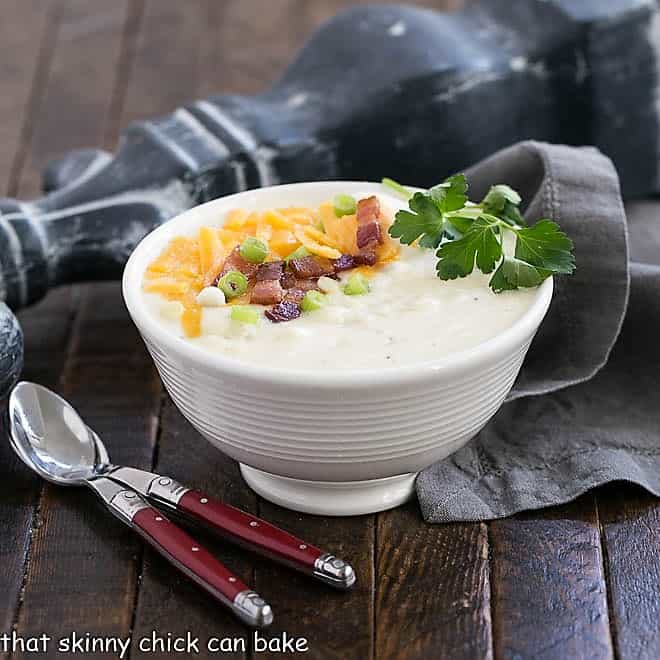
[333, 194, 357, 217]
[230, 305, 260, 324]
[300, 290, 327, 312]
[381, 177, 412, 200]
[239, 236, 269, 263]
[343, 273, 370, 296]
[217, 270, 248, 298]
[285, 246, 310, 263]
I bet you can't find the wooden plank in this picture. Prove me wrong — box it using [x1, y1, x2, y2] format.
[118, 0, 203, 127]
[375, 502, 492, 660]
[490, 495, 614, 660]
[598, 485, 660, 660]
[15, 0, 129, 198]
[0, 0, 54, 196]
[253, 501, 374, 660]
[131, 398, 256, 660]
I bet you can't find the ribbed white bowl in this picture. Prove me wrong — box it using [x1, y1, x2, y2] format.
[123, 182, 553, 515]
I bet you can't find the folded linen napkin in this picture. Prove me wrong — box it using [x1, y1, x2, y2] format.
[416, 141, 660, 522]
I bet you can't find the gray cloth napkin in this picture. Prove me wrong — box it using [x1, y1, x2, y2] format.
[416, 141, 660, 522]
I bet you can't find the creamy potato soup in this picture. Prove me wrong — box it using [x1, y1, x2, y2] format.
[142, 191, 537, 370]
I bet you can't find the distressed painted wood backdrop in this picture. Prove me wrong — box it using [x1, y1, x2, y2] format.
[0, 1, 658, 659]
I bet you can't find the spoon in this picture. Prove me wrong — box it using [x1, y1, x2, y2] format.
[9, 381, 273, 627]
[9, 382, 355, 623]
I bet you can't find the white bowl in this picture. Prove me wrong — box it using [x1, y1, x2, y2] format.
[123, 182, 553, 516]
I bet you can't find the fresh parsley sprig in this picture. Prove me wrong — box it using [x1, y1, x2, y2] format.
[383, 175, 575, 292]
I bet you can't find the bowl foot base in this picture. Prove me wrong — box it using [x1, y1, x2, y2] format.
[239, 465, 417, 516]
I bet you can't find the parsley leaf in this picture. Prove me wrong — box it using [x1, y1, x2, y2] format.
[388, 192, 444, 245]
[436, 216, 502, 279]
[384, 176, 575, 293]
[430, 174, 468, 212]
[482, 184, 526, 226]
[388, 174, 468, 247]
[483, 184, 521, 209]
[514, 220, 575, 274]
[444, 213, 475, 238]
[490, 257, 550, 292]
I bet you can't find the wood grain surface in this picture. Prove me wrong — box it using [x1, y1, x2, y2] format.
[0, 2, 657, 659]
[490, 497, 613, 660]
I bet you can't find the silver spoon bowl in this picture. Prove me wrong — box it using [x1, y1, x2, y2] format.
[9, 381, 111, 485]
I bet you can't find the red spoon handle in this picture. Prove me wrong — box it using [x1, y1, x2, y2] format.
[132, 507, 272, 627]
[176, 490, 354, 589]
[106, 467, 356, 590]
[180, 490, 320, 564]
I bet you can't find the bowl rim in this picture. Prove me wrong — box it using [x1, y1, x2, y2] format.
[122, 180, 553, 388]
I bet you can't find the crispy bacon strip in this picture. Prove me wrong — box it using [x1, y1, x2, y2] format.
[333, 254, 356, 272]
[357, 222, 382, 249]
[251, 279, 284, 305]
[293, 278, 320, 292]
[288, 256, 334, 279]
[265, 301, 301, 323]
[280, 268, 321, 292]
[283, 288, 306, 304]
[357, 195, 380, 223]
[280, 270, 296, 289]
[256, 260, 285, 281]
[333, 252, 377, 272]
[218, 246, 258, 280]
[356, 196, 383, 250]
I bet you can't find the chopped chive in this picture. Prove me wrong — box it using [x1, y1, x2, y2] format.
[239, 236, 269, 263]
[230, 305, 260, 324]
[285, 246, 310, 263]
[381, 177, 412, 200]
[333, 194, 357, 217]
[343, 272, 370, 296]
[217, 270, 248, 299]
[300, 290, 326, 312]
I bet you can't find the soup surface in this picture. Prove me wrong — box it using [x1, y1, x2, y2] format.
[142, 191, 538, 370]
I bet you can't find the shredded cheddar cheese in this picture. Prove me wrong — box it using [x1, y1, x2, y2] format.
[143, 200, 400, 337]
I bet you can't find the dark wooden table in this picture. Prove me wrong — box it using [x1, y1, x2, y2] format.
[1, 2, 658, 658]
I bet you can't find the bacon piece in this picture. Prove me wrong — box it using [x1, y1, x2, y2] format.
[293, 278, 320, 292]
[333, 252, 377, 273]
[256, 260, 284, 281]
[219, 246, 258, 280]
[357, 195, 380, 224]
[283, 288, 306, 304]
[333, 254, 356, 272]
[265, 301, 301, 323]
[357, 222, 382, 249]
[289, 256, 334, 279]
[280, 271, 320, 294]
[356, 251, 377, 266]
[280, 270, 296, 289]
[356, 196, 384, 250]
[251, 279, 284, 305]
